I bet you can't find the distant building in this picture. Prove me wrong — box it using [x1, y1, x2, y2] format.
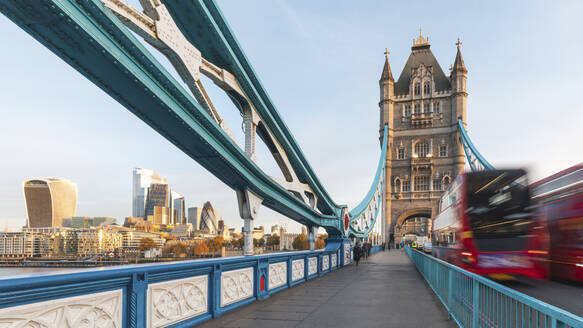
[0, 231, 49, 257]
[132, 168, 167, 218]
[199, 202, 218, 234]
[118, 231, 165, 251]
[280, 232, 300, 251]
[187, 207, 202, 230]
[169, 223, 194, 238]
[62, 216, 116, 228]
[144, 183, 170, 223]
[23, 178, 77, 228]
[271, 224, 283, 236]
[252, 226, 264, 240]
[170, 190, 185, 224]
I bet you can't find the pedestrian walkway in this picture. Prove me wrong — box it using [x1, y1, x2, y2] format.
[199, 250, 455, 328]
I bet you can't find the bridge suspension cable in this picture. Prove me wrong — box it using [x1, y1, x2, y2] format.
[347, 125, 388, 238]
[458, 118, 494, 171]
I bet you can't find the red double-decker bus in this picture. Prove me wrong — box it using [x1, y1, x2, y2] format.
[432, 169, 548, 280]
[531, 164, 583, 282]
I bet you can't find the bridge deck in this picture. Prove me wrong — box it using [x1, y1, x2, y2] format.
[200, 250, 455, 328]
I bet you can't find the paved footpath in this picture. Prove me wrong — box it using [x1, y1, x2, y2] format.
[199, 250, 455, 328]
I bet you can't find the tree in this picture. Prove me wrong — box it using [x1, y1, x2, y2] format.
[208, 236, 224, 254]
[193, 240, 209, 256]
[253, 238, 265, 247]
[267, 234, 280, 248]
[173, 242, 187, 257]
[315, 234, 327, 250]
[292, 234, 309, 250]
[234, 237, 244, 249]
[139, 237, 158, 251]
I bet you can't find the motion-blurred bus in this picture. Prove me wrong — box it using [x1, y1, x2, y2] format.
[432, 169, 548, 280]
[531, 164, 583, 282]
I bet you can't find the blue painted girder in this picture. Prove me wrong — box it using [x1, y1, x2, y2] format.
[457, 118, 494, 171]
[0, 0, 341, 232]
[161, 0, 341, 217]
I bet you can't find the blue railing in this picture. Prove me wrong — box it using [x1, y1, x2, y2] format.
[0, 244, 351, 328]
[405, 247, 583, 328]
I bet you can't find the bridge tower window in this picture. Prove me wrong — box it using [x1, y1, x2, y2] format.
[423, 82, 431, 95]
[402, 181, 410, 192]
[433, 179, 442, 191]
[397, 148, 405, 159]
[414, 176, 430, 191]
[424, 103, 430, 113]
[414, 82, 421, 95]
[414, 104, 421, 114]
[405, 104, 411, 117]
[434, 102, 441, 113]
[415, 142, 430, 158]
[394, 179, 401, 193]
[439, 145, 447, 157]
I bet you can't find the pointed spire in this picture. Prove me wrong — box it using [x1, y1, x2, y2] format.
[452, 37, 467, 73]
[380, 48, 394, 81]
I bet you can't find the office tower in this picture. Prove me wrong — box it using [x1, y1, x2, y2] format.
[199, 201, 218, 234]
[144, 183, 169, 223]
[132, 168, 166, 218]
[23, 178, 77, 228]
[170, 190, 185, 224]
[187, 207, 202, 230]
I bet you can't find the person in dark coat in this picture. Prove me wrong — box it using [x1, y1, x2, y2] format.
[354, 244, 362, 266]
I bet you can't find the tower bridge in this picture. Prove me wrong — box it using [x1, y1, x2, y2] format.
[380, 29, 467, 246]
[0, 1, 581, 327]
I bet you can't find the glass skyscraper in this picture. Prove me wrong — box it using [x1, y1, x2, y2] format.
[132, 168, 166, 218]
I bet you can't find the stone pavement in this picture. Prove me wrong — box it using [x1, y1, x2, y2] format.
[199, 250, 455, 328]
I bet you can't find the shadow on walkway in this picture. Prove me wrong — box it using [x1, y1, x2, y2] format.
[200, 250, 455, 327]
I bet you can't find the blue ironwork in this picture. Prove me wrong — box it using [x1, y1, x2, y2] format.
[0, 247, 343, 327]
[405, 247, 583, 328]
[0, 0, 389, 239]
[458, 118, 494, 171]
[346, 125, 387, 238]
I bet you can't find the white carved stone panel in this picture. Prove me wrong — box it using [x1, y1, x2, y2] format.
[292, 259, 305, 282]
[148, 275, 208, 328]
[344, 244, 351, 265]
[269, 261, 287, 290]
[308, 257, 318, 276]
[221, 267, 254, 307]
[322, 255, 330, 271]
[0, 289, 123, 328]
[331, 254, 337, 268]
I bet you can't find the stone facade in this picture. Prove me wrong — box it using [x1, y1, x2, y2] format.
[379, 31, 467, 244]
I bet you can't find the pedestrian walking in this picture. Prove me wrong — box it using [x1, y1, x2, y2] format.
[363, 243, 368, 260]
[354, 244, 362, 266]
[388, 241, 391, 252]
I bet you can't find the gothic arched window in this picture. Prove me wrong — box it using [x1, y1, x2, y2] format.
[424, 103, 430, 113]
[423, 82, 431, 95]
[394, 178, 401, 193]
[414, 82, 421, 95]
[414, 104, 421, 114]
[434, 102, 441, 113]
[415, 142, 430, 158]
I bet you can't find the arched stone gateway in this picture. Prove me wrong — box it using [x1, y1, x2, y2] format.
[392, 209, 432, 244]
[379, 30, 466, 246]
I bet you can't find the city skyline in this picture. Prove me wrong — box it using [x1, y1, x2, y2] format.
[1, 1, 582, 233]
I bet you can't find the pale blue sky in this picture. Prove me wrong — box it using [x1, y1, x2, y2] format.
[0, 1, 582, 232]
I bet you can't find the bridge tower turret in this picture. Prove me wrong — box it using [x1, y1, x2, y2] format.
[450, 38, 468, 176]
[379, 49, 394, 244]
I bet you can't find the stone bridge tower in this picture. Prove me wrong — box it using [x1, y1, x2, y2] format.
[380, 30, 467, 245]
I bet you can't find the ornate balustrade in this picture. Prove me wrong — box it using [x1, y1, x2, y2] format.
[0, 243, 350, 328]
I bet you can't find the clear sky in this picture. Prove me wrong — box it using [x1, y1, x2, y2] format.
[0, 1, 582, 232]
